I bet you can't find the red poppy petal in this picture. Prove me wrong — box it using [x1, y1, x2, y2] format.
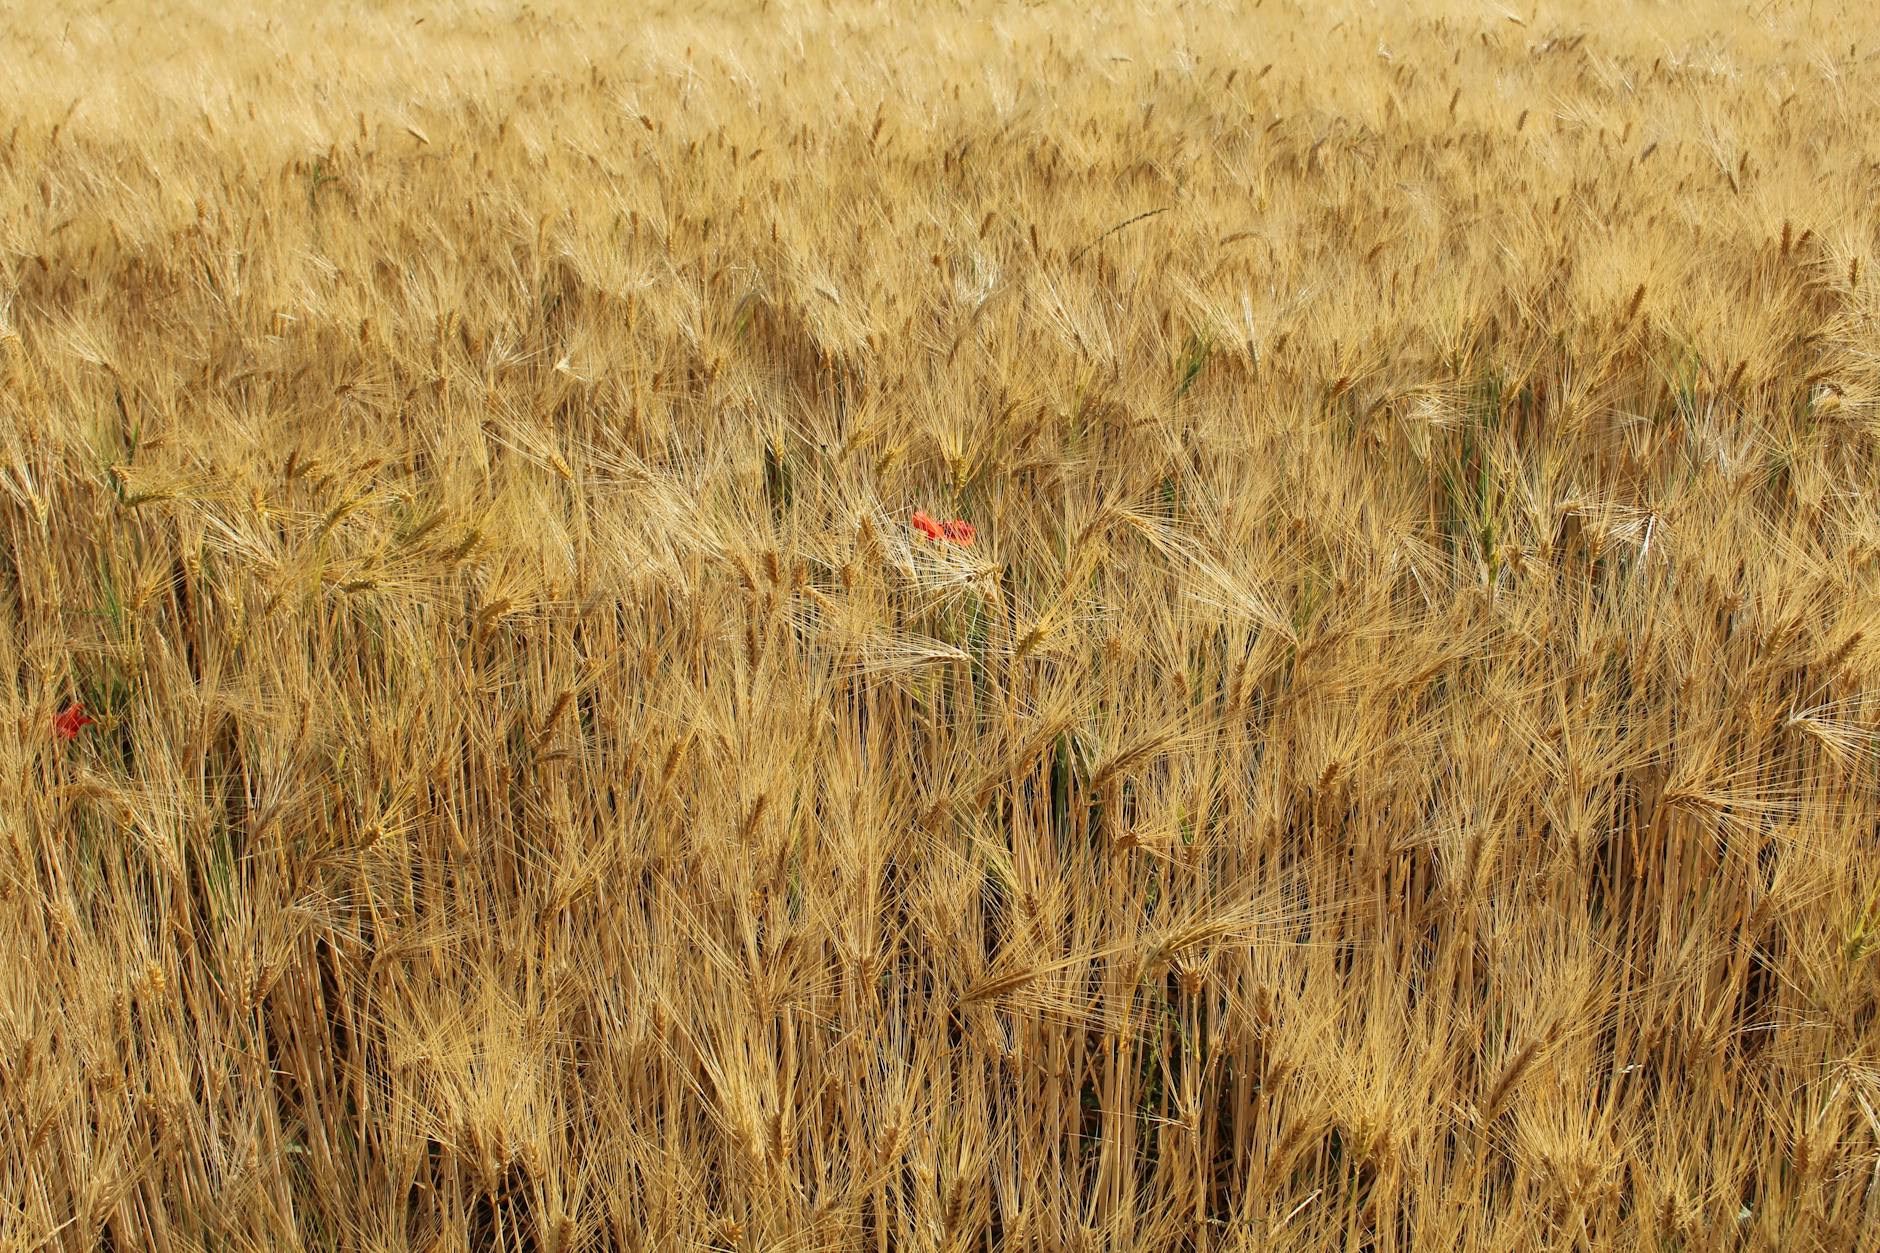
[54, 704, 93, 740]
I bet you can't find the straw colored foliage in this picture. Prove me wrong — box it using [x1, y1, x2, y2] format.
[4, 0, 1880, 1249]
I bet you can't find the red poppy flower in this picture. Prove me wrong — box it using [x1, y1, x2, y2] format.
[941, 519, 976, 546]
[912, 509, 977, 547]
[54, 703, 95, 741]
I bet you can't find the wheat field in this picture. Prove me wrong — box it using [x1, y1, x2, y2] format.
[3, 0, 1880, 1249]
